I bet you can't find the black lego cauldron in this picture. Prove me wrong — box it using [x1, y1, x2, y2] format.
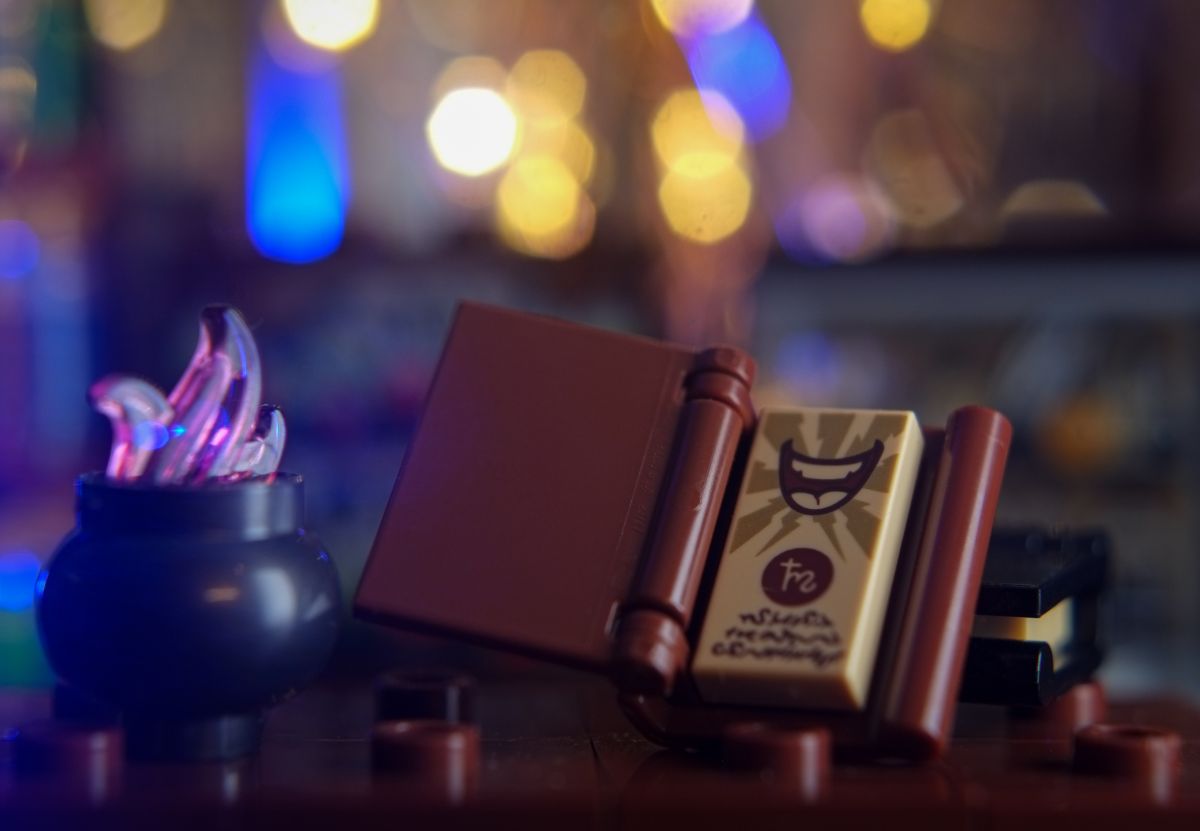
[37, 473, 341, 761]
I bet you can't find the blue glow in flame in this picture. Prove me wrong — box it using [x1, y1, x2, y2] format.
[247, 47, 347, 264]
[0, 550, 41, 612]
[133, 420, 170, 451]
[685, 14, 791, 140]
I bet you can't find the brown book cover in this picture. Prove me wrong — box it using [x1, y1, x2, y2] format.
[356, 303, 705, 672]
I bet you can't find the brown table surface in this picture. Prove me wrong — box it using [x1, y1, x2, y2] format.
[1, 679, 1198, 829]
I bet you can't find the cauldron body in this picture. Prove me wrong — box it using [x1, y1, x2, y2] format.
[37, 473, 341, 760]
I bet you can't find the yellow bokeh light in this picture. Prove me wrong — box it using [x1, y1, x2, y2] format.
[496, 156, 594, 259]
[506, 50, 587, 124]
[518, 119, 596, 185]
[657, 161, 752, 244]
[859, 0, 933, 53]
[867, 108, 962, 229]
[282, 0, 379, 52]
[650, 0, 754, 38]
[0, 62, 37, 117]
[1002, 180, 1107, 220]
[651, 89, 744, 174]
[84, 0, 168, 52]
[426, 87, 518, 177]
[432, 56, 508, 102]
[497, 156, 580, 237]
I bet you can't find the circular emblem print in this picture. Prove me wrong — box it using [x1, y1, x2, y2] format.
[761, 548, 834, 607]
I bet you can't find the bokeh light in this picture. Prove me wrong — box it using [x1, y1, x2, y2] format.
[262, 0, 342, 74]
[0, 550, 40, 612]
[657, 160, 752, 244]
[427, 87, 518, 177]
[247, 45, 347, 264]
[867, 109, 962, 229]
[406, 0, 526, 54]
[651, 88, 752, 244]
[859, 0, 934, 53]
[498, 157, 580, 237]
[1036, 394, 1125, 477]
[0, 219, 40, 280]
[0, 61, 36, 175]
[518, 119, 596, 185]
[496, 156, 595, 259]
[777, 174, 896, 263]
[651, 89, 744, 173]
[651, 0, 754, 39]
[0, 61, 36, 118]
[506, 50, 587, 125]
[432, 55, 508, 101]
[774, 332, 844, 402]
[83, 0, 169, 52]
[684, 13, 791, 140]
[492, 51, 598, 258]
[282, 0, 379, 52]
[1002, 180, 1108, 220]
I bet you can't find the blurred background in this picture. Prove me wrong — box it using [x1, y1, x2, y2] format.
[1, 0, 1199, 700]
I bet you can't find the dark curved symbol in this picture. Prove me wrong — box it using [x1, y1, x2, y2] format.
[778, 438, 883, 516]
[762, 548, 834, 606]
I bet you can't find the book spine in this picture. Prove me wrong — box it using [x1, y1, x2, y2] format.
[611, 347, 756, 696]
[877, 405, 1012, 758]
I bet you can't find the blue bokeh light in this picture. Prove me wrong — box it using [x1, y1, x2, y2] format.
[685, 14, 792, 140]
[246, 47, 347, 264]
[775, 332, 844, 400]
[0, 550, 41, 612]
[0, 219, 40, 280]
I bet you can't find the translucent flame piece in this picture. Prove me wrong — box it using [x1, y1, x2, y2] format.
[89, 376, 173, 481]
[92, 305, 285, 486]
[230, 405, 287, 479]
[147, 349, 235, 484]
[193, 308, 263, 480]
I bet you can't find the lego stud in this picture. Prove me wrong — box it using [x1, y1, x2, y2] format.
[1011, 681, 1108, 738]
[13, 720, 124, 803]
[722, 722, 831, 801]
[371, 720, 480, 802]
[1005, 681, 1109, 765]
[1074, 723, 1182, 800]
[374, 670, 477, 724]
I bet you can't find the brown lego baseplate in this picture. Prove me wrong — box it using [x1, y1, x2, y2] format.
[1, 680, 1196, 828]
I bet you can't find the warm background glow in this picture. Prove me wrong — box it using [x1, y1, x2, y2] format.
[651, 89, 744, 174]
[426, 87, 518, 177]
[282, 0, 379, 52]
[858, 0, 933, 52]
[651, 88, 752, 244]
[658, 162, 751, 244]
[506, 50, 586, 124]
[650, 0, 755, 39]
[496, 156, 595, 259]
[83, 0, 169, 52]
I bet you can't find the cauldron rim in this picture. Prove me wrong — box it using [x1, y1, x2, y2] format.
[76, 471, 305, 538]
